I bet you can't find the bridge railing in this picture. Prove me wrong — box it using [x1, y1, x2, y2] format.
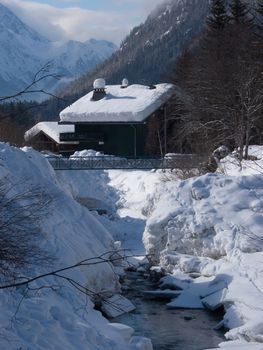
[47, 154, 206, 170]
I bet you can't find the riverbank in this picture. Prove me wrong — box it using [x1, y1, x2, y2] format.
[39, 146, 263, 349]
[113, 270, 225, 350]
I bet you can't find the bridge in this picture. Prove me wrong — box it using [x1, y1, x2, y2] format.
[47, 155, 206, 171]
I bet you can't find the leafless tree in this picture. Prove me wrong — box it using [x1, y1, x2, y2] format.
[0, 62, 61, 103]
[0, 177, 52, 278]
[169, 20, 263, 159]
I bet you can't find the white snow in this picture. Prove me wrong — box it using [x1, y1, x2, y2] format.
[142, 146, 263, 347]
[0, 143, 152, 350]
[205, 340, 263, 349]
[122, 78, 129, 87]
[0, 3, 117, 100]
[59, 83, 174, 123]
[220, 146, 263, 176]
[94, 78, 106, 89]
[24, 121, 75, 144]
[2, 143, 263, 349]
[101, 294, 136, 318]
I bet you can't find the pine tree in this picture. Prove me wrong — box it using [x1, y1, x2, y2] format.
[207, 0, 229, 30]
[256, 0, 263, 27]
[230, 0, 252, 24]
[257, 0, 263, 16]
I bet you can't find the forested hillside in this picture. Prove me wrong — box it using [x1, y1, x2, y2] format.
[0, 0, 211, 137]
[165, 0, 263, 158]
[61, 0, 210, 99]
[1, 0, 262, 158]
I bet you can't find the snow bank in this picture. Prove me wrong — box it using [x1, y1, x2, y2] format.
[43, 146, 263, 348]
[0, 143, 149, 350]
[143, 163, 263, 345]
[144, 173, 263, 261]
[206, 340, 263, 349]
[220, 145, 263, 176]
[57, 160, 164, 256]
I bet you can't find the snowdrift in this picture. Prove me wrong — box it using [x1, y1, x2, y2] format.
[143, 149, 263, 347]
[144, 173, 263, 261]
[0, 143, 149, 350]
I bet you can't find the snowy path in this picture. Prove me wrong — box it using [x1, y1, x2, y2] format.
[106, 170, 163, 255]
[56, 168, 163, 263]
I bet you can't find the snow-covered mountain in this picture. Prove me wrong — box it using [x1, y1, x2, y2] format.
[60, 0, 210, 100]
[0, 3, 117, 99]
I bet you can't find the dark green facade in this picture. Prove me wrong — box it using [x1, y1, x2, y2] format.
[66, 123, 147, 156]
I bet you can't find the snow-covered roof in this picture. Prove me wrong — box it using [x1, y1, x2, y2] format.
[59, 83, 175, 123]
[24, 122, 75, 144]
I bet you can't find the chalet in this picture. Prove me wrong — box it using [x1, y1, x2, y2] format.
[24, 122, 78, 155]
[25, 79, 175, 156]
[58, 79, 174, 156]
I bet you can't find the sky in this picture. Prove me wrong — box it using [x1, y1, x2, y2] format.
[0, 0, 165, 45]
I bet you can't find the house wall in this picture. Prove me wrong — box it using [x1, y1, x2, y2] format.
[28, 133, 58, 153]
[28, 132, 76, 155]
[74, 123, 146, 156]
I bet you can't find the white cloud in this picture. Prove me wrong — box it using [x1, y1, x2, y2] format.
[0, 0, 165, 44]
[114, 0, 166, 15]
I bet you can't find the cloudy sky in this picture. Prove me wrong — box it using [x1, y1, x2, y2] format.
[0, 0, 165, 45]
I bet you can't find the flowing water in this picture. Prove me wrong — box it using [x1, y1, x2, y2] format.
[112, 271, 225, 350]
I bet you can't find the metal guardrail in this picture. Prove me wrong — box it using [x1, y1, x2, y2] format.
[47, 155, 206, 170]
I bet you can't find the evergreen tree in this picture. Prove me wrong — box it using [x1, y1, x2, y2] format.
[207, 0, 229, 30]
[256, 0, 263, 28]
[257, 0, 263, 16]
[230, 0, 252, 24]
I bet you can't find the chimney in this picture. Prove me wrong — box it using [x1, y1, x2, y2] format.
[121, 78, 129, 89]
[92, 78, 106, 101]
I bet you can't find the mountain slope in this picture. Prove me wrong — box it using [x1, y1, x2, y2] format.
[61, 0, 210, 99]
[0, 3, 117, 99]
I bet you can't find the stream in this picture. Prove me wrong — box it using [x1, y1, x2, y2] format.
[112, 271, 225, 350]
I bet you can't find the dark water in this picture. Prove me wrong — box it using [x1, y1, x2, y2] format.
[112, 272, 225, 350]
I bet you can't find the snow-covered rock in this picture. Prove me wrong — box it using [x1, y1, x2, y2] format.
[205, 340, 263, 350]
[101, 294, 136, 318]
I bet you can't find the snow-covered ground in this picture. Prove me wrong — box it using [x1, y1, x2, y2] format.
[59, 146, 263, 349]
[1, 143, 263, 349]
[57, 165, 164, 257]
[0, 143, 152, 350]
[142, 146, 263, 349]
[220, 145, 263, 176]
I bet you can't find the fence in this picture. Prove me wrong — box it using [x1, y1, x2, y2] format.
[47, 154, 206, 170]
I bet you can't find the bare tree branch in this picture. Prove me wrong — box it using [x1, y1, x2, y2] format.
[0, 62, 65, 103]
